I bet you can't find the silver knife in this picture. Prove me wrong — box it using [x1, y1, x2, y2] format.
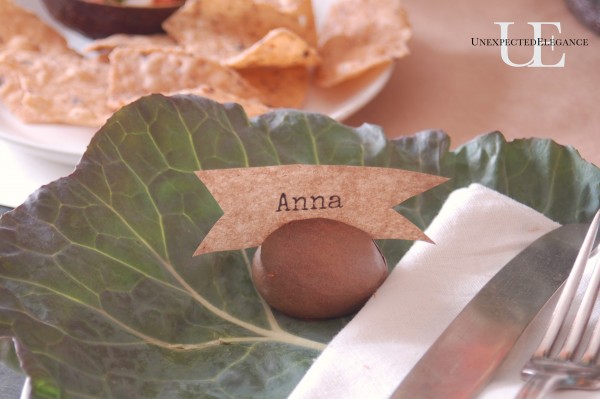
[391, 222, 593, 399]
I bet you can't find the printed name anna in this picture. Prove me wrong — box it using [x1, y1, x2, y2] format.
[276, 193, 343, 212]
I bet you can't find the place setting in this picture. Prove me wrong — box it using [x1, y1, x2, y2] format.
[1, 1, 600, 398]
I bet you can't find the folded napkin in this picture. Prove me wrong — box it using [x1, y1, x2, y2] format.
[290, 183, 569, 399]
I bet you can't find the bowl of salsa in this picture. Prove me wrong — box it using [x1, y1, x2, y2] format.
[41, 0, 185, 39]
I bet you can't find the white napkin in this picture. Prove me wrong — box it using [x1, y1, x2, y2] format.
[290, 183, 576, 399]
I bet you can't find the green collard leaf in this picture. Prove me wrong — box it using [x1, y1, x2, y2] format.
[1, 95, 599, 398]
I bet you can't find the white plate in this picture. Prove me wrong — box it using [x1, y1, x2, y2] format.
[1, 0, 393, 167]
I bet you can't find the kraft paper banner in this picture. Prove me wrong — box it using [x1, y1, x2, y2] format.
[194, 165, 448, 255]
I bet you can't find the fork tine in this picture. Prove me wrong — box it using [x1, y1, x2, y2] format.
[533, 210, 600, 358]
[558, 245, 600, 360]
[579, 253, 600, 364]
[516, 211, 600, 399]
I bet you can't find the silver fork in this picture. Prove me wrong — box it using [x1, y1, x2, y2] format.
[515, 209, 600, 398]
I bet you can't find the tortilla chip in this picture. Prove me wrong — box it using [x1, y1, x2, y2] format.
[254, 0, 317, 45]
[225, 28, 320, 68]
[170, 86, 271, 117]
[162, 0, 317, 63]
[0, 46, 33, 109]
[0, 49, 113, 126]
[238, 66, 308, 108]
[0, 3, 108, 126]
[315, 0, 411, 87]
[0, 0, 71, 53]
[84, 33, 177, 54]
[0, 59, 23, 112]
[108, 47, 261, 108]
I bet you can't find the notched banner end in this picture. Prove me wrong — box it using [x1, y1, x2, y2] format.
[422, 234, 435, 244]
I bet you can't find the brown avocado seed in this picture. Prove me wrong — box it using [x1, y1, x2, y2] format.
[251, 218, 388, 319]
